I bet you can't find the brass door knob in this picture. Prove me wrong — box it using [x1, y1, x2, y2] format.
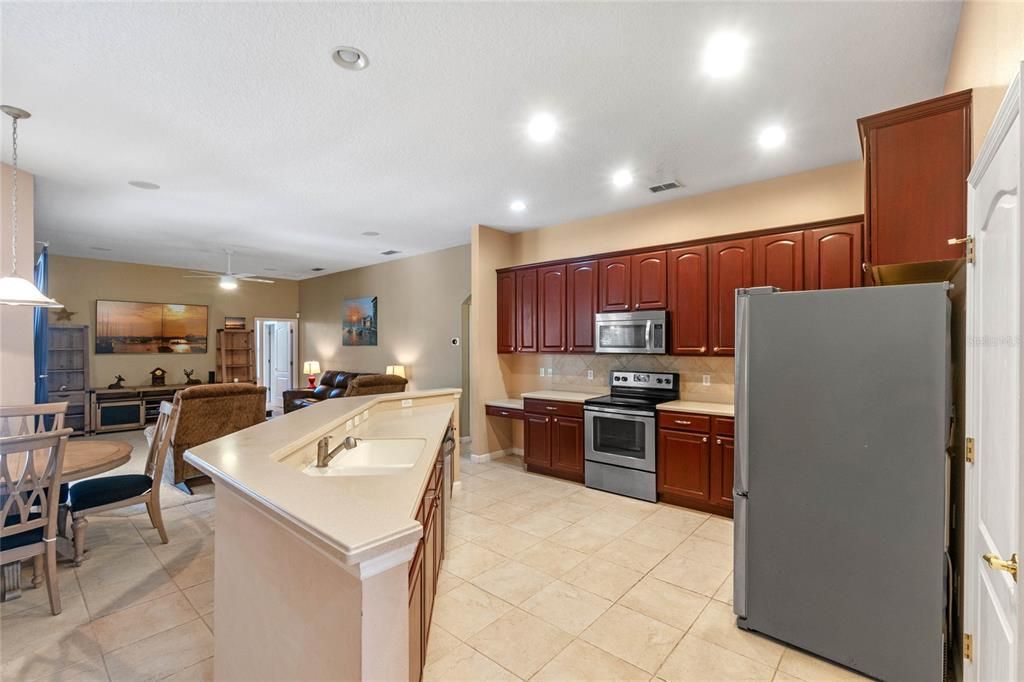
[983, 552, 1018, 581]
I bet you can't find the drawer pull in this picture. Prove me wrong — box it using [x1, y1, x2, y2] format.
[675, 420, 692, 425]
[702, 436, 708, 443]
[500, 411, 509, 416]
[545, 406, 557, 411]
[716, 439, 722, 445]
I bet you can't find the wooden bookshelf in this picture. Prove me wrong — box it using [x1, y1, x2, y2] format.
[217, 329, 255, 384]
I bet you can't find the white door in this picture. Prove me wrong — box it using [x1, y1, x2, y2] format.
[964, 67, 1022, 682]
[264, 321, 294, 409]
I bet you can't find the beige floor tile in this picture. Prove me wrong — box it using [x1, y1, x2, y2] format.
[532, 639, 650, 682]
[477, 467, 531, 483]
[74, 545, 165, 593]
[149, 529, 216, 566]
[467, 609, 573, 679]
[102, 619, 214, 682]
[657, 633, 775, 682]
[580, 604, 683, 673]
[619, 576, 709, 631]
[35, 656, 109, 682]
[689, 600, 784, 668]
[162, 656, 214, 682]
[549, 524, 618, 554]
[513, 540, 588, 577]
[777, 647, 871, 681]
[425, 625, 462, 664]
[693, 516, 734, 545]
[422, 642, 520, 681]
[138, 514, 214, 547]
[520, 580, 612, 636]
[713, 572, 734, 605]
[80, 567, 179, 620]
[91, 592, 198, 653]
[473, 525, 541, 557]
[1, 595, 99, 679]
[503, 489, 559, 511]
[672, 535, 733, 570]
[646, 506, 709, 533]
[773, 671, 804, 682]
[508, 511, 573, 539]
[470, 561, 553, 605]
[601, 496, 659, 522]
[595, 537, 670, 573]
[183, 580, 214, 616]
[473, 501, 531, 524]
[201, 613, 214, 633]
[162, 549, 215, 590]
[565, 488, 620, 508]
[564, 556, 644, 601]
[431, 583, 513, 640]
[442, 542, 505, 580]
[128, 504, 192, 529]
[2, 564, 81, 618]
[77, 518, 146, 547]
[436, 569, 464, 596]
[574, 510, 640, 536]
[543, 498, 604, 523]
[449, 513, 505, 541]
[452, 491, 502, 513]
[651, 552, 731, 597]
[623, 520, 692, 551]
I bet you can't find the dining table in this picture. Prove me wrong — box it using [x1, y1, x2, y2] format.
[0, 439, 133, 602]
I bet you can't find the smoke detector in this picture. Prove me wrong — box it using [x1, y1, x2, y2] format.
[648, 181, 683, 194]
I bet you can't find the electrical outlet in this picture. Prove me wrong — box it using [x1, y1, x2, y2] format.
[539, 367, 545, 377]
[586, 369, 594, 380]
[401, 399, 412, 408]
[702, 374, 711, 386]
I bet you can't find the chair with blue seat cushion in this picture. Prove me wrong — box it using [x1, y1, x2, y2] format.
[69, 401, 177, 566]
[0, 428, 71, 615]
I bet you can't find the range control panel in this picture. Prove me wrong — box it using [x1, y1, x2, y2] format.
[610, 371, 677, 388]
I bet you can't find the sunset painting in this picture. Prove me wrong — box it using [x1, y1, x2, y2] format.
[95, 300, 208, 354]
[342, 296, 377, 346]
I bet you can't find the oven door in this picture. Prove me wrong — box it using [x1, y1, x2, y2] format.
[585, 407, 656, 472]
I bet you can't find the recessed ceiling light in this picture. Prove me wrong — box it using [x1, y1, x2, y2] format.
[509, 200, 527, 213]
[702, 31, 748, 79]
[311, 267, 325, 272]
[380, 250, 401, 256]
[612, 169, 634, 188]
[90, 246, 112, 252]
[758, 125, 787, 149]
[332, 46, 369, 71]
[128, 180, 160, 190]
[361, 231, 380, 237]
[527, 113, 557, 143]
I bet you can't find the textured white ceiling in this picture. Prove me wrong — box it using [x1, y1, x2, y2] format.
[1, 2, 961, 279]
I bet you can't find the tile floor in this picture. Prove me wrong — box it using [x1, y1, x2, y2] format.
[1, 443, 868, 681]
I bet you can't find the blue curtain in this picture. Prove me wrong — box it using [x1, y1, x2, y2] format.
[34, 246, 49, 404]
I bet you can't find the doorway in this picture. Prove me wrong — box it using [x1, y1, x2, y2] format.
[255, 318, 297, 410]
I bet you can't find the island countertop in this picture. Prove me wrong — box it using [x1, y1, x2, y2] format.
[184, 388, 461, 570]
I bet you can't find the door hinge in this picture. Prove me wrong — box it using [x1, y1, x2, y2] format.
[948, 236, 975, 264]
[966, 437, 975, 463]
[963, 632, 973, 661]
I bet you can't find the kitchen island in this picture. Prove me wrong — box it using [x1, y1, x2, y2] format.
[184, 388, 461, 681]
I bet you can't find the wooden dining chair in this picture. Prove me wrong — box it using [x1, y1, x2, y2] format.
[0, 402, 69, 436]
[68, 401, 177, 566]
[0, 428, 72, 615]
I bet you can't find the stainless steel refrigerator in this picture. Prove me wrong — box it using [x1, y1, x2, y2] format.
[733, 283, 951, 682]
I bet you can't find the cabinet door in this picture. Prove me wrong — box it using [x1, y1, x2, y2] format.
[537, 265, 567, 353]
[524, 414, 551, 467]
[408, 544, 424, 681]
[657, 429, 710, 501]
[516, 269, 538, 353]
[550, 416, 584, 476]
[667, 246, 708, 355]
[566, 260, 598, 353]
[709, 238, 752, 356]
[631, 250, 668, 310]
[710, 436, 735, 510]
[496, 271, 517, 353]
[754, 230, 804, 291]
[423, 505, 437, 630]
[599, 256, 632, 312]
[804, 222, 863, 290]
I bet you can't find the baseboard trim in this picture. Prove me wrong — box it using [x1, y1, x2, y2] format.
[470, 447, 523, 463]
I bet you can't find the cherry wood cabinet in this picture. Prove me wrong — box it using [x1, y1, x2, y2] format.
[804, 222, 864, 290]
[566, 260, 598, 353]
[515, 268, 538, 353]
[524, 414, 552, 468]
[657, 429, 710, 502]
[667, 246, 708, 355]
[523, 400, 584, 482]
[657, 413, 734, 517]
[709, 239, 752, 356]
[408, 440, 446, 681]
[630, 250, 668, 310]
[496, 271, 516, 354]
[754, 230, 804, 291]
[537, 265, 567, 353]
[551, 416, 584, 477]
[710, 435, 735, 511]
[598, 256, 632, 312]
[408, 544, 423, 681]
[859, 90, 971, 267]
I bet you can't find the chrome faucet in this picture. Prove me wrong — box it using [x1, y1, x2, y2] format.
[315, 435, 360, 468]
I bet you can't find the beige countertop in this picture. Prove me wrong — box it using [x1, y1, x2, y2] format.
[657, 400, 735, 417]
[484, 398, 525, 410]
[184, 389, 460, 569]
[519, 389, 607, 403]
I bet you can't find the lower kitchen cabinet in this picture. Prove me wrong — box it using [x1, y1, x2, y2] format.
[657, 429, 710, 502]
[408, 435, 447, 681]
[656, 413, 734, 517]
[523, 400, 585, 482]
[710, 435, 734, 511]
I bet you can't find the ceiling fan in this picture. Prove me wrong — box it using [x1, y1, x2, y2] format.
[183, 251, 274, 290]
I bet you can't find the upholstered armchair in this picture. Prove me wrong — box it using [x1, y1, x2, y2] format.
[283, 371, 407, 412]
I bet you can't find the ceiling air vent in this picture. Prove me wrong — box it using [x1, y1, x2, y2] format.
[648, 181, 683, 194]
[380, 250, 401, 256]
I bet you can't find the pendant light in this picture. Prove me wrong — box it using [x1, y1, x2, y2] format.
[0, 105, 61, 307]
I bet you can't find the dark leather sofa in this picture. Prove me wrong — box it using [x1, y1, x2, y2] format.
[283, 370, 408, 413]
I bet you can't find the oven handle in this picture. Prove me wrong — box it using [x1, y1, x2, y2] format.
[584, 405, 656, 418]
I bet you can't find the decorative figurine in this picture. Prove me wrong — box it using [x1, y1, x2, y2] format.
[184, 369, 201, 385]
[107, 374, 126, 389]
[150, 367, 167, 386]
[52, 307, 76, 322]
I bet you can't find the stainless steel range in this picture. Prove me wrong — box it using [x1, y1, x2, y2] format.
[584, 370, 679, 502]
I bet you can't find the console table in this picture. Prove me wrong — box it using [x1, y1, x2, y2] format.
[89, 384, 192, 433]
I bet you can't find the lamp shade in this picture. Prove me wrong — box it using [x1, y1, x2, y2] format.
[0, 275, 62, 307]
[303, 361, 321, 375]
[385, 364, 406, 378]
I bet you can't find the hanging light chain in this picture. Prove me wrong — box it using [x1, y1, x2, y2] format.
[9, 115, 18, 276]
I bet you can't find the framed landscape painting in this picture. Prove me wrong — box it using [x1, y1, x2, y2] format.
[342, 296, 377, 346]
[95, 300, 208, 354]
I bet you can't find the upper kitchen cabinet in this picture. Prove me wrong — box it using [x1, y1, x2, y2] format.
[598, 256, 631, 311]
[709, 238, 752, 356]
[754, 230, 804, 291]
[667, 246, 708, 355]
[858, 90, 972, 267]
[516, 268, 538, 353]
[496, 271, 517, 353]
[630, 250, 668, 310]
[805, 222, 864, 290]
[566, 260, 598, 353]
[537, 265, 567, 353]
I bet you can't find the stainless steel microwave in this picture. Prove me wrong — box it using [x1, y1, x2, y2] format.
[594, 311, 667, 354]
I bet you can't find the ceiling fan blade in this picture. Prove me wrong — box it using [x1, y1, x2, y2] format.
[182, 274, 220, 279]
[186, 270, 222, 276]
[238, 277, 275, 284]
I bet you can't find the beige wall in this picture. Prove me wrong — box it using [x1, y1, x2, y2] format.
[48, 255, 299, 389]
[0, 163, 35, 405]
[299, 245, 470, 398]
[944, 0, 1024, 155]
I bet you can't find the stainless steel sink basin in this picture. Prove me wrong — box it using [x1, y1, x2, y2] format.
[301, 438, 425, 477]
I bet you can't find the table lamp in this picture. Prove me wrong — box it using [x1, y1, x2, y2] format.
[303, 361, 321, 388]
[385, 364, 407, 379]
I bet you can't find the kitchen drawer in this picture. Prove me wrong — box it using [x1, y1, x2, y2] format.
[713, 417, 734, 437]
[657, 412, 711, 433]
[485, 405, 524, 420]
[523, 399, 584, 419]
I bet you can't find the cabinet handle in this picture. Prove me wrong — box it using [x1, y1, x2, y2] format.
[545, 406, 557, 411]
[712, 346, 720, 352]
[861, 262, 869, 273]
[500, 411, 509, 416]
[700, 346, 707, 353]
[675, 420, 692, 425]
[702, 437, 708, 442]
[716, 438, 722, 445]
[545, 417, 550, 423]
[553, 418, 558, 423]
